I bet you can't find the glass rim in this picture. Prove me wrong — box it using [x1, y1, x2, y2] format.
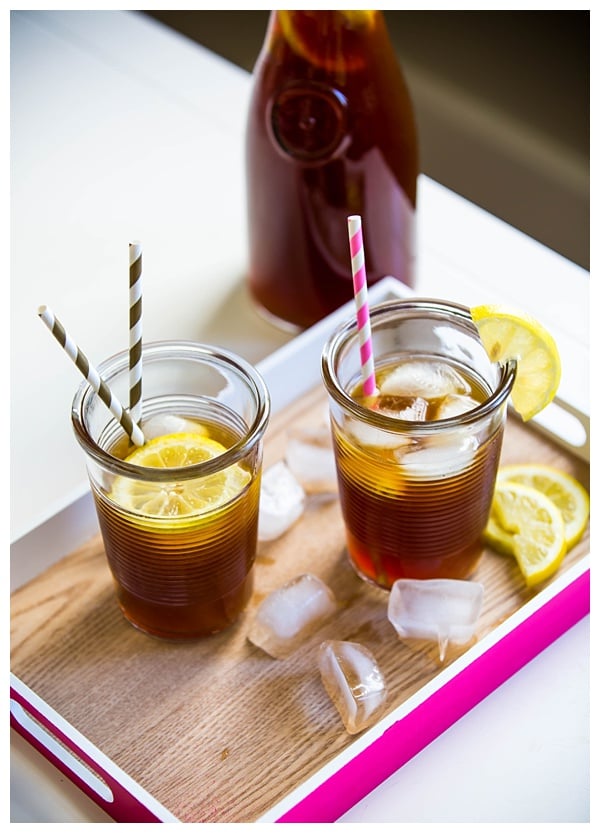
[321, 297, 517, 432]
[71, 340, 271, 480]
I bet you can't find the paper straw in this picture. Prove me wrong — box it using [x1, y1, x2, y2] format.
[128, 241, 143, 424]
[38, 305, 145, 447]
[347, 215, 377, 397]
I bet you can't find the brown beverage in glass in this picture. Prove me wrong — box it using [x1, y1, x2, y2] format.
[95, 416, 259, 639]
[322, 300, 516, 589]
[72, 342, 270, 639]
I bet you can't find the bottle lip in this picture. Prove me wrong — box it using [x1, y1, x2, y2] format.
[71, 340, 271, 480]
[321, 298, 517, 432]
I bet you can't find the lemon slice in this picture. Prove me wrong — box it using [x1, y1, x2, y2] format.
[487, 481, 567, 586]
[470, 304, 561, 421]
[496, 464, 589, 549]
[482, 513, 515, 556]
[279, 10, 376, 66]
[110, 432, 251, 518]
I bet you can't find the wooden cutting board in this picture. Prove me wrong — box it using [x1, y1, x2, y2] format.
[10, 385, 590, 822]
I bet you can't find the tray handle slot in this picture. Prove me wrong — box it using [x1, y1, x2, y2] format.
[10, 675, 179, 823]
[529, 396, 590, 463]
[11, 697, 114, 803]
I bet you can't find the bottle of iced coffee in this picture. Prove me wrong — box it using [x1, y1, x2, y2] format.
[245, 10, 419, 330]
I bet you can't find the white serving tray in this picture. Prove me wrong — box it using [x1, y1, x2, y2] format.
[10, 277, 590, 823]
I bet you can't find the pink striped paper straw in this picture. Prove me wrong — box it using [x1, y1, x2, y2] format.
[347, 215, 377, 397]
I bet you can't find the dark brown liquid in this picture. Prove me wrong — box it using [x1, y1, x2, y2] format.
[246, 11, 418, 329]
[94, 418, 259, 639]
[333, 358, 503, 587]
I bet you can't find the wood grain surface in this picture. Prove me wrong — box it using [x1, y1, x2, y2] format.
[11, 386, 590, 822]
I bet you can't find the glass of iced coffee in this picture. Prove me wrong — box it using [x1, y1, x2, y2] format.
[72, 341, 270, 639]
[321, 298, 516, 588]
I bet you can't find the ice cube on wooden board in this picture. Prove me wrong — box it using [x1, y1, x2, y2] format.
[247, 574, 337, 659]
[285, 425, 338, 494]
[258, 461, 305, 542]
[318, 640, 388, 734]
[388, 578, 484, 662]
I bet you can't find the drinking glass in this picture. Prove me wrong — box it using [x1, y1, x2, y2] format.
[72, 341, 270, 639]
[322, 299, 516, 588]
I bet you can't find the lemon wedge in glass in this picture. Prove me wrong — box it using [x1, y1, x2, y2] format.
[485, 480, 567, 586]
[110, 432, 251, 518]
[470, 304, 561, 421]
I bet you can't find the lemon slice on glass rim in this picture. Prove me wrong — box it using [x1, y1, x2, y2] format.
[470, 304, 561, 421]
[110, 432, 251, 519]
[486, 480, 567, 587]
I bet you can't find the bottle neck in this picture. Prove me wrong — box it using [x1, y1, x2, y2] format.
[266, 10, 389, 74]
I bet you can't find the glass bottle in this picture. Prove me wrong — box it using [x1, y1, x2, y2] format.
[245, 10, 419, 330]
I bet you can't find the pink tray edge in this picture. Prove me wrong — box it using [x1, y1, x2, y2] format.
[274, 565, 590, 822]
[11, 563, 590, 823]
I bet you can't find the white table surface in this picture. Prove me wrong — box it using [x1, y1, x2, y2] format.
[10, 10, 591, 824]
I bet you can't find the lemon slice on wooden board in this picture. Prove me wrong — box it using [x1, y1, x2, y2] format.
[496, 463, 589, 550]
[483, 513, 516, 557]
[111, 433, 251, 518]
[470, 304, 561, 421]
[486, 480, 567, 586]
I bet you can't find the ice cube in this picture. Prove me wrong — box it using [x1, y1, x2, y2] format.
[435, 394, 480, 420]
[258, 461, 306, 542]
[397, 434, 478, 476]
[285, 426, 337, 494]
[388, 578, 484, 662]
[380, 361, 470, 399]
[379, 396, 428, 422]
[318, 640, 388, 734]
[142, 414, 207, 439]
[345, 415, 411, 451]
[248, 574, 337, 659]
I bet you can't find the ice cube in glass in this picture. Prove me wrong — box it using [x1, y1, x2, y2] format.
[388, 578, 484, 662]
[142, 413, 206, 439]
[378, 396, 428, 422]
[435, 393, 480, 420]
[397, 433, 478, 475]
[248, 574, 337, 659]
[345, 414, 411, 450]
[380, 360, 470, 399]
[318, 640, 387, 734]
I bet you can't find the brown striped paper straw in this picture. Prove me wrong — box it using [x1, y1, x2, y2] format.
[38, 305, 145, 446]
[128, 241, 143, 424]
